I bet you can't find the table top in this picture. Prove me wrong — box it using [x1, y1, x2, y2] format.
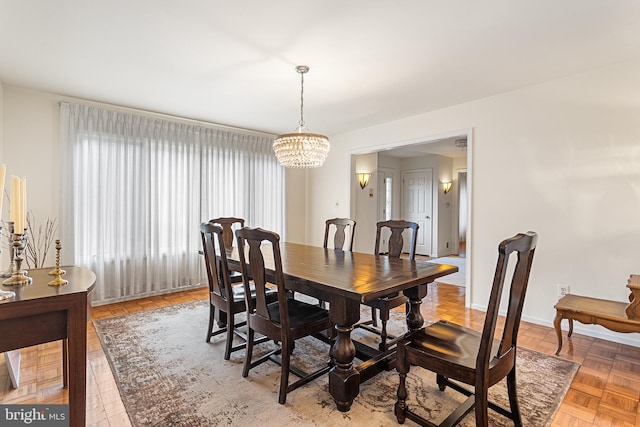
[228, 242, 458, 303]
[0, 266, 96, 304]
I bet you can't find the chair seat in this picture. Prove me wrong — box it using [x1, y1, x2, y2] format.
[405, 320, 503, 376]
[267, 299, 330, 330]
[230, 282, 276, 303]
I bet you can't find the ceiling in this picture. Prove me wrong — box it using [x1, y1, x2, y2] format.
[1, 1, 639, 138]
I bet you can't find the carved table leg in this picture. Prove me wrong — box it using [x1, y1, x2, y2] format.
[404, 284, 428, 332]
[328, 296, 361, 412]
[554, 311, 563, 355]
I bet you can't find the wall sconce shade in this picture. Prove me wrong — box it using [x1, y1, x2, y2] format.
[443, 182, 452, 194]
[358, 173, 371, 189]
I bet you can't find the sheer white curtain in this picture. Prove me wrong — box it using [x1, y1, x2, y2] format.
[60, 103, 284, 305]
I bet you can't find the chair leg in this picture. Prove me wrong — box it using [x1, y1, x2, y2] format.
[506, 367, 523, 426]
[242, 328, 254, 378]
[371, 307, 378, 327]
[206, 305, 215, 343]
[474, 382, 489, 427]
[395, 344, 408, 424]
[436, 373, 447, 391]
[224, 312, 235, 360]
[279, 338, 292, 404]
[379, 309, 390, 352]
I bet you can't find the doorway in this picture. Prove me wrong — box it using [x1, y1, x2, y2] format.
[401, 169, 433, 256]
[350, 129, 472, 308]
[457, 170, 468, 257]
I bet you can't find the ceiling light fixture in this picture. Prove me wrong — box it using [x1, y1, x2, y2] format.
[273, 65, 330, 168]
[454, 138, 467, 150]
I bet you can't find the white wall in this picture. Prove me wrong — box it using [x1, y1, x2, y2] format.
[306, 58, 640, 346]
[2, 86, 61, 267]
[352, 153, 378, 253]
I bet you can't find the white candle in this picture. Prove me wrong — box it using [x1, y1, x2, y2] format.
[0, 165, 6, 219]
[20, 178, 27, 232]
[10, 176, 19, 227]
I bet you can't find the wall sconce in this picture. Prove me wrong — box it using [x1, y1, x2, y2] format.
[443, 181, 452, 194]
[357, 173, 371, 189]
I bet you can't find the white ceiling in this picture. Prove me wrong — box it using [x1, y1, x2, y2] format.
[1, 1, 639, 138]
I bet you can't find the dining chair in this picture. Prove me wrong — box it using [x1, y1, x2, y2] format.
[208, 217, 245, 284]
[323, 218, 356, 251]
[359, 220, 419, 351]
[200, 222, 275, 359]
[395, 231, 538, 427]
[235, 226, 333, 404]
[313, 217, 358, 308]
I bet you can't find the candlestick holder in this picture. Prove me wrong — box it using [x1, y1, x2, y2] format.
[3, 232, 32, 286]
[48, 239, 67, 286]
[0, 226, 16, 300]
[0, 222, 15, 278]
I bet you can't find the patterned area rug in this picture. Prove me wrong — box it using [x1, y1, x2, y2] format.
[94, 300, 578, 426]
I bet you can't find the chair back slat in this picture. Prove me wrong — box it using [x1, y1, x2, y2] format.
[200, 223, 234, 301]
[324, 218, 356, 251]
[478, 231, 538, 369]
[374, 220, 419, 261]
[209, 217, 245, 250]
[236, 227, 289, 329]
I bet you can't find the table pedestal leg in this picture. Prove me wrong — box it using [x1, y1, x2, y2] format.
[328, 297, 361, 412]
[404, 284, 428, 332]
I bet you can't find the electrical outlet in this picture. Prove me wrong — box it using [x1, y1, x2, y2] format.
[557, 284, 570, 298]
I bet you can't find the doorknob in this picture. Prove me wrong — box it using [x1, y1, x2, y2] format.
[425, 216, 430, 219]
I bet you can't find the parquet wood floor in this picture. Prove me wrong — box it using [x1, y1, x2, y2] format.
[2, 283, 639, 426]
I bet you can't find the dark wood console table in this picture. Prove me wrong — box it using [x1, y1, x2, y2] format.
[0, 266, 96, 427]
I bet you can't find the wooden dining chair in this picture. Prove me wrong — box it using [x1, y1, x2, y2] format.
[395, 231, 538, 427]
[323, 218, 356, 251]
[208, 217, 245, 283]
[235, 227, 333, 404]
[200, 222, 275, 359]
[359, 220, 419, 351]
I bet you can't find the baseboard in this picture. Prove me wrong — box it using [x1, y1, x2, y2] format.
[470, 303, 640, 348]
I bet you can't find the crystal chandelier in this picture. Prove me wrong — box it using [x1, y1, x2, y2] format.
[273, 65, 330, 168]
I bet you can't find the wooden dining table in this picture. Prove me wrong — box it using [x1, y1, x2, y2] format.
[227, 242, 458, 412]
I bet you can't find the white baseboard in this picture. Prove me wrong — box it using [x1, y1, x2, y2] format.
[470, 303, 640, 348]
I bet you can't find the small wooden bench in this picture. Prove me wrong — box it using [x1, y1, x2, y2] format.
[553, 274, 640, 354]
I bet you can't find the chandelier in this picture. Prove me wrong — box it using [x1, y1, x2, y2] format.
[273, 65, 330, 168]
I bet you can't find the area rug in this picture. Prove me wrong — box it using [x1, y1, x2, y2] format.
[94, 300, 578, 426]
[429, 256, 466, 286]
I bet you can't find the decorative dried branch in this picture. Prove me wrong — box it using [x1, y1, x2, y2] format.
[24, 211, 58, 269]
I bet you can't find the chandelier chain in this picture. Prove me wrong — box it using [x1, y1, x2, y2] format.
[299, 72, 305, 128]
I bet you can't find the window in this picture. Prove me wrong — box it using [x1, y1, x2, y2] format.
[60, 103, 284, 304]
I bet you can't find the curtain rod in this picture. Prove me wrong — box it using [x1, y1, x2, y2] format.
[58, 99, 276, 138]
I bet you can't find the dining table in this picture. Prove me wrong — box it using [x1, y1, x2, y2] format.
[227, 242, 458, 412]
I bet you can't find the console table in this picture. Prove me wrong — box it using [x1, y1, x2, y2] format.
[0, 266, 95, 427]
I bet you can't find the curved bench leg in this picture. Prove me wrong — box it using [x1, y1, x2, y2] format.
[567, 318, 573, 337]
[554, 313, 563, 355]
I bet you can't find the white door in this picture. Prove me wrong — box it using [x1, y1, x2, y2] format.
[402, 169, 433, 256]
